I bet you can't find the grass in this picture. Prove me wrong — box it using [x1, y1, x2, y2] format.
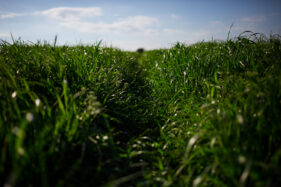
[0, 32, 280, 186]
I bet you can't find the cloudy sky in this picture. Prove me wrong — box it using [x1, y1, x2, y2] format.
[0, 0, 280, 50]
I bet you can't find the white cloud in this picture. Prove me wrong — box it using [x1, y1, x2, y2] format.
[60, 16, 158, 34]
[208, 15, 269, 37]
[0, 33, 9, 37]
[240, 15, 266, 23]
[0, 6, 222, 50]
[171, 14, 179, 19]
[0, 7, 102, 21]
[210, 20, 224, 25]
[40, 7, 102, 21]
[0, 12, 27, 19]
[163, 28, 184, 35]
[187, 30, 213, 42]
[223, 15, 268, 34]
[36, 7, 159, 35]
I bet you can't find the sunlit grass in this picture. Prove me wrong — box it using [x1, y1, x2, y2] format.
[0, 32, 280, 186]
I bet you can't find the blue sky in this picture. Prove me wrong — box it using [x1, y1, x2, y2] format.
[0, 0, 280, 50]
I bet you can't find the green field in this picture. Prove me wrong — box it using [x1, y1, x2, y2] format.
[1, 32, 281, 186]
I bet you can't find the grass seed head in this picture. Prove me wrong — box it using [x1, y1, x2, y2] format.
[11, 91, 17, 98]
[26, 112, 34, 122]
[35, 99, 40, 107]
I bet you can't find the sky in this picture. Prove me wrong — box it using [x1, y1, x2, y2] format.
[0, 0, 280, 50]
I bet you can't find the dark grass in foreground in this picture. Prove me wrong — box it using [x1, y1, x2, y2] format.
[0, 32, 281, 186]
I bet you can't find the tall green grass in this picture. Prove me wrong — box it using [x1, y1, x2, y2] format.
[0, 32, 280, 186]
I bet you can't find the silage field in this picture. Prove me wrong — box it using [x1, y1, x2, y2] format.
[0, 33, 281, 186]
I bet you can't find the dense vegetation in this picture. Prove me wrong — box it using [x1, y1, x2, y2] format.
[0, 32, 280, 186]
